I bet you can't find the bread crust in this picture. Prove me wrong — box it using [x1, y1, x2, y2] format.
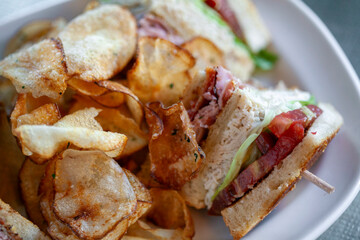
[221, 103, 343, 239]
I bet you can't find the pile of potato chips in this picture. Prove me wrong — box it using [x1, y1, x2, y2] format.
[0, 1, 226, 239]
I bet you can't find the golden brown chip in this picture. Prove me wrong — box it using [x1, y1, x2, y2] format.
[19, 158, 48, 231]
[10, 94, 60, 135]
[145, 102, 204, 189]
[92, 91, 126, 107]
[0, 38, 68, 99]
[4, 18, 67, 56]
[97, 108, 148, 157]
[97, 80, 144, 125]
[52, 149, 137, 239]
[14, 108, 128, 162]
[59, 5, 136, 81]
[181, 37, 224, 78]
[39, 156, 81, 239]
[68, 77, 108, 96]
[0, 198, 50, 240]
[147, 189, 194, 238]
[136, 155, 164, 189]
[124, 169, 152, 226]
[128, 37, 195, 106]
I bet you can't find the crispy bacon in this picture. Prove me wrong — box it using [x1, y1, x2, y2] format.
[188, 66, 240, 142]
[209, 105, 323, 215]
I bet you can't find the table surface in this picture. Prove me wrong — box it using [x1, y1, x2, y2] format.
[0, 0, 359, 239]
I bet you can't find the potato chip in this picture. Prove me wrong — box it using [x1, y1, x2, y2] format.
[4, 18, 67, 56]
[146, 189, 194, 239]
[145, 102, 204, 189]
[97, 80, 144, 125]
[124, 169, 152, 226]
[14, 108, 128, 162]
[39, 157, 81, 239]
[52, 149, 137, 239]
[97, 108, 148, 157]
[39, 153, 131, 240]
[181, 37, 224, 78]
[0, 104, 26, 216]
[128, 37, 195, 106]
[125, 189, 194, 239]
[0, 198, 50, 240]
[0, 38, 68, 99]
[19, 158, 48, 231]
[68, 77, 108, 96]
[59, 5, 136, 81]
[92, 91, 126, 107]
[136, 155, 164, 189]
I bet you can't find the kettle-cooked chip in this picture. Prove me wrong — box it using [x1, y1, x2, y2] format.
[19, 158, 48, 232]
[10, 94, 60, 133]
[97, 80, 144, 125]
[0, 198, 50, 240]
[181, 37, 224, 78]
[59, 5, 136, 81]
[128, 37, 195, 106]
[52, 149, 137, 239]
[5, 18, 67, 56]
[97, 109, 148, 157]
[68, 77, 108, 96]
[14, 108, 128, 162]
[126, 189, 194, 240]
[0, 38, 68, 99]
[123, 169, 152, 227]
[145, 102, 204, 189]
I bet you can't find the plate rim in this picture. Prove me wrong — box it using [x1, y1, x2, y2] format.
[0, 0, 360, 239]
[280, 1, 360, 239]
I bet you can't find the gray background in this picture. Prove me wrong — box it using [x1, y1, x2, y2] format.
[0, 0, 359, 239]
[303, 0, 360, 239]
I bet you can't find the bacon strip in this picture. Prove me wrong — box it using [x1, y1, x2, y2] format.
[189, 66, 239, 142]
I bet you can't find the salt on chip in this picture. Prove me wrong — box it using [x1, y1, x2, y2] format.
[181, 37, 224, 78]
[52, 149, 137, 239]
[0, 38, 68, 99]
[59, 5, 137, 81]
[145, 102, 204, 189]
[14, 107, 128, 162]
[128, 37, 195, 106]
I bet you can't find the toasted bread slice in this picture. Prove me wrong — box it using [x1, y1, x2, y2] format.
[221, 103, 343, 239]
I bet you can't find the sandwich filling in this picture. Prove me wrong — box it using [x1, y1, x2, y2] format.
[138, 14, 185, 45]
[209, 104, 323, 215]
[205, 0, 244, 39]
[188, 66, 243, 142]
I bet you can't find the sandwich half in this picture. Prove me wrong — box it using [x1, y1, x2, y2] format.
[138, 0, 273, 80]
[180, 66, 343, 238]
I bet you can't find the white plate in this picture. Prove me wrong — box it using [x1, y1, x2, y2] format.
[1, 0, 360, 240]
